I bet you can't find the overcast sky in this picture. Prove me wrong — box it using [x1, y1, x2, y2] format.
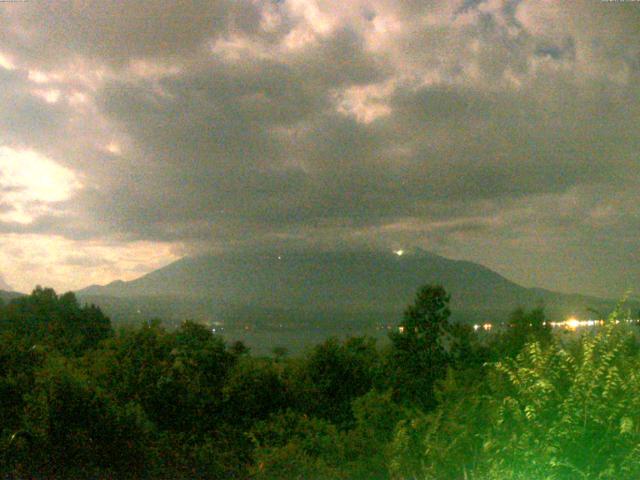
[0, 0, 638, 297]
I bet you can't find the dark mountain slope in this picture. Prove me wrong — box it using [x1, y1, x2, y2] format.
[78, 249, 616, 325]
[0, 290, 24, 303]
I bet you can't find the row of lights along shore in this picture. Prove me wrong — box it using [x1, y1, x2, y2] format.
[470, 317, 639, 333]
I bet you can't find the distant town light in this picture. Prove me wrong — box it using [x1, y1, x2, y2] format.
[565, 317, 580, 330]
[394, 249, 404, 256]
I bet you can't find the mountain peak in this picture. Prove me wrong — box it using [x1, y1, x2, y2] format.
[76, 248, 616, 324]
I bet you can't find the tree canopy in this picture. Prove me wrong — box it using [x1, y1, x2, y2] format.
[0, 285, 633, 478]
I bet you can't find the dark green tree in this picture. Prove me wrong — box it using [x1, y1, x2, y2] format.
[1, 288, 112, 355]
[223, 357, 288, 427]
[272, 346, 289, 362]
[493, 306, 552, 358]
[18, 356, 154, 478]
[249, 410, 346, 480]
[388, 285, 451, 409]
[299, 336, 379, 426]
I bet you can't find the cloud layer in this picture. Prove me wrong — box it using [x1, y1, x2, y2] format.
[0, 0, 638, 296]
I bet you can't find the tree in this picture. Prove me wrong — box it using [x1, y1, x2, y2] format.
[147, 321, 236, 434]
[493, 306, 551, 358]
[387, 285, 451, 409]
[84, 321, 175, 428]
[2, 288, 112, 355]
[249, 410, 346, 480]
[272, 346, 289, 362]
[223, 358, 288, 427]
[389, 367, 490, 480]
[481, 322, 640, 479]
[249, 390, 404, 480]
[393, 314, 640, 479]
[18, 356, 154, 478]
[299, 337, 380, 426]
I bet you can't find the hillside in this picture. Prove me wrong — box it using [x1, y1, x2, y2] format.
[77, 249, 617, 327]
[0, 290, 24, 303]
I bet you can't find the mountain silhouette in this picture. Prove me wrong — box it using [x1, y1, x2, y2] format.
[77, 248, 618, 326]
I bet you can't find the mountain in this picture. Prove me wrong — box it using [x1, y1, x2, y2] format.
[0, 290, 24, 303]
[77, 248, 619, 327]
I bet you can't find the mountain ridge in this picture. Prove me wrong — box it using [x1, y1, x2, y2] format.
[77, 248, 618, 325]
[0, 290, 25, 303]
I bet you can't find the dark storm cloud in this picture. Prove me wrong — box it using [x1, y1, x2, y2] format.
[0, 0, 265, 67]
[0, 68, 69, 149]
[0, 0, 638, 295]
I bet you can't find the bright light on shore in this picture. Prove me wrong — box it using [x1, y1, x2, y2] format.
[566, 317, 580, 330]
[394, 249, 404, 256]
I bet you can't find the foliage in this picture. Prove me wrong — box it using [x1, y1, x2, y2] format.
[0, 285, 636, 479]
[251, 390, 404, 479]
[482, 323, 640, 479]
[250, 410, 346, 479]
[492, 306, 552, 358]
[387, 284, 452, 409]
[392, 306, 640, 479]
[18, 355, 154, 478]
[0, 287, 112, 355]
[300, 336, 380, 426]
